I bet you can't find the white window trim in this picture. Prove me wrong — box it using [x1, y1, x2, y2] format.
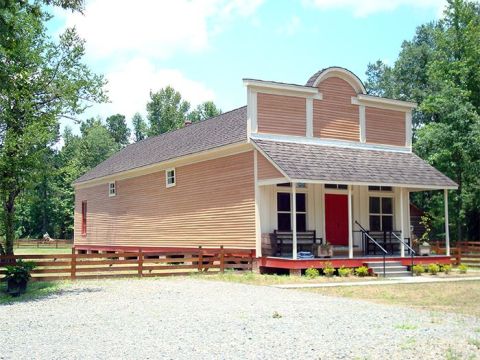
[275, 190, 308, 231]
[165, 168, 176, 188]
[108, 182, 116, 197]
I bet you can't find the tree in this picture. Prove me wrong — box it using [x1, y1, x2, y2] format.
[146, 86, 190, 136]
[0, 4, 106, 255]
[106, 114, 130, 146]
[188, 101, 222, 123]
[364, 0, 480, 241]
[132, 112, 148, 142]
[77, 119, 118, 170]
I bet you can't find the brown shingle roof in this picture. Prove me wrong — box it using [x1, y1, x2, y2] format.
[75, 106, 248, 183]
[253, 139, 457, 188]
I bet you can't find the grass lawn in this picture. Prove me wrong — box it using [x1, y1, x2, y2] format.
[13, 247, 72, 255]
[0, 281, 66, 305]
[309, 280, 480, 317]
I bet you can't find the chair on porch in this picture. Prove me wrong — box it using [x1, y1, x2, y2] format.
[271, 230, 322, 257]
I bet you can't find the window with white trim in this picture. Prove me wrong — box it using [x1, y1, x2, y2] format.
[108, 182, 116, 197]
[369, 196, 393, 231]
[276, 192, 307, 232]
[166, 168, 176, 187]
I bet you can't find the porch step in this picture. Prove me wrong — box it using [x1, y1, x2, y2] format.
[364, 261, 412, 277]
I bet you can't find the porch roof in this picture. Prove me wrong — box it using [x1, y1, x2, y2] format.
[253, 139, 457, 189]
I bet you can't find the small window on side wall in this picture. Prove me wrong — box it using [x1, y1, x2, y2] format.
[81, 201, 87, 236]
[166, 168, 176, 188]
[108, 182, 116, 197]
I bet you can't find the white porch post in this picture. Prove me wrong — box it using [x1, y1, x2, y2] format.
[348, 185, 353, 259]
[444, 189, 450, 256]
[400, 187, 405, 257]
[292, 183, 297, 260]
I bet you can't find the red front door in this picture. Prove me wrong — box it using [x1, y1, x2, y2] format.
[325, 194, 348, 246]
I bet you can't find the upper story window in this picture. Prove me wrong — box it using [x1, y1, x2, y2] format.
[166, 168, 176, 188]
[368, 186, 392, 192]
[325, 184, 348, 190]
[108, 182, 116, 197]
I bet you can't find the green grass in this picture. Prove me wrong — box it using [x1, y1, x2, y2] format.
[0, 281, 66, 304]
[195, 271, 380, 286]
[13, 247, 72, 255]
[308, 281, 480, 317]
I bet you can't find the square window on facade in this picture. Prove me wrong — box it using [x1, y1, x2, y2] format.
[166, 169, 176, 187]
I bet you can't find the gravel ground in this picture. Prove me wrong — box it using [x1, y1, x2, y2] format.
[1, 277, 479, 360]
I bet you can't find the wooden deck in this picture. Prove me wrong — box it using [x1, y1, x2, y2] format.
[259, 255, 452, 270]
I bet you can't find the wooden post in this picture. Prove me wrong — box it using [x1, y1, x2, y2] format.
[70, 247, 76, 280]
[444, 189, 450, 256]
[198, 246, 203, 272]
[220, 245, 225, 273]
[138, 249, 143, 277]
[348, 185, 353, 259]
[292, 183, 297, 260]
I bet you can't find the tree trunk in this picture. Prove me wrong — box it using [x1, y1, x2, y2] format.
[3, 191, 19, 256]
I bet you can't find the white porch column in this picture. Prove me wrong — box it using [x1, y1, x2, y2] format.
[444, 189, 450, 256]
[348, 185, 353, 259]
[292, 183, 297, 260]
[400, 187, 405, 257]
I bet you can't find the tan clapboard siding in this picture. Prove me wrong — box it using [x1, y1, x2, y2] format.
[257, 153, 284, 180]
[365, 107, 406, 146]
[74, 152, 255, 249]
[257, 93, 306, 136]
[313, 77, 360, 141]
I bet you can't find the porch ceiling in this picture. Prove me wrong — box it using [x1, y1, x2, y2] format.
[253, 139, 457, 189]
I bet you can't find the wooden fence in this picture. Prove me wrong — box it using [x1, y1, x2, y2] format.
[11, 239, 73, 249]
[432, 241, 480, 266]
[0, 247, 254, 282]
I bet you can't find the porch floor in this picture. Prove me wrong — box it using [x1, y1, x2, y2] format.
[259, 255, 452, 270]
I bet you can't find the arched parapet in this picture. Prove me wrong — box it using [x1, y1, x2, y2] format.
[306, 67, 366, 94]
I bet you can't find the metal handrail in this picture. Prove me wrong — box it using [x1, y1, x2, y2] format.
[355, 221, 388, 277]
[391, 232, 415, 276]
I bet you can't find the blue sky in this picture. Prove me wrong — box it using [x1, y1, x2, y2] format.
[48, 0, 446, 132]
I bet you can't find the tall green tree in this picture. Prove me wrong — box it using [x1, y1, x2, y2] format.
[132, 112, 148, 142]
[364, 0, 480, 241]
[106, 113, 130, 146]
[188, 101, 222, 123]
[146, 86, 190, 136]
[77, 119, 118, 170]
[0, 3, 106, 255]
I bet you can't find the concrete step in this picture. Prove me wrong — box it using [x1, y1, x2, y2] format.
[369, 265, 408, 272]
[364, 261, 403, 267]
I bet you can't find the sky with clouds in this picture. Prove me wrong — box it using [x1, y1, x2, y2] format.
[48, 0, 447, 132]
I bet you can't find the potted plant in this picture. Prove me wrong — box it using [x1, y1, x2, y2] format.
[419, 213, 432, 256]
[4, 260, 36, 296]
[317, 242, 333, 258]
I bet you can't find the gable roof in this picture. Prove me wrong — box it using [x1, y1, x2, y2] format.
[74, 106, 248, 184]
[253, 139, 457, 189]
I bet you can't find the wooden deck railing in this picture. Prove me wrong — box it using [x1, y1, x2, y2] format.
[432, 241, 480, 266]
[0, 247, 254, 282]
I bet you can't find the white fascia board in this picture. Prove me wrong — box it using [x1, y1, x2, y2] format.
[353, 94, 417, 111]
[289, 179, 458, 191]
[243, 79, 319, 96]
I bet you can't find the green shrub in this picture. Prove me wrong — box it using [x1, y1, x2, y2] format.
[428, 263, 440, 275]
[458, 263, 468, 274]
[305, 267, 320, 279]
[322, 262, 335, 277]
[338, 266, 352, 277]
[413, 264, 425, 275]
[441, 264, 452, 274]
[355, 266, 369, 277]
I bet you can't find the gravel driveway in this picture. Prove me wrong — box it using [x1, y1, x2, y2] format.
[1, 278, 479, 359]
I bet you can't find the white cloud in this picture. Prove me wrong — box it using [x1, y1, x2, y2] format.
[303, 0, 447, 17]
[59, 0, 263, 60]
[277, 16, 301, 36]
[95, 58, 216, 122]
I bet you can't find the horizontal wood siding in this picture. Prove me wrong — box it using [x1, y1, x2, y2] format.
[365, 107, 406, 146]
[313, 77, 359, 141]
[74, 152, 255, 249]
[258, 153, 284, 180]
[257, 93, 306, 136]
